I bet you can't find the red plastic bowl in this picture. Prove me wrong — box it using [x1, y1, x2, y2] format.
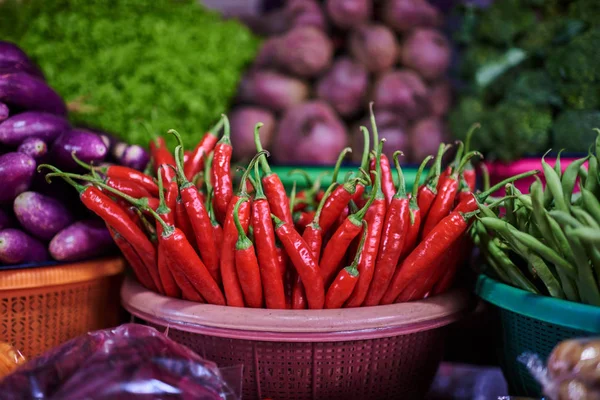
[121, 277, 474, 400]
[486, 157, 586, 196]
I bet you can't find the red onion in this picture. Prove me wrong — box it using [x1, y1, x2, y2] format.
[316, 57, 369, 117]
[401, 28, 451, 81]
[349, 24, 398, 73]
[409, 117, 447, 162]
[326, 0, 372, 30]
[372, 70, 430, 120]
[229, 106, 276, 161]
[381, 0, 442, 33]
[237, 70, 309, 112]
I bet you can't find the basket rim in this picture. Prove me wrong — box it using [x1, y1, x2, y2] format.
[475, 274, 600, 333]
[0, 256, 125, 291]
[121, 276, 474, 342]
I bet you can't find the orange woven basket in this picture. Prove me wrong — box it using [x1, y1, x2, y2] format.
[0, 256, 125, 358]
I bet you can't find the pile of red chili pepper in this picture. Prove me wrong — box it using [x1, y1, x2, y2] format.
[38, 109, 535, 309]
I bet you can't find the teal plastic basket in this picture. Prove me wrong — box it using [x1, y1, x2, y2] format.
[475, 274, 600, 397]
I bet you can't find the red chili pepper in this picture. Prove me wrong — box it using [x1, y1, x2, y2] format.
[294, 210, 314, 233]
[44, 170, 163, 293]
[399, 157, 434, 260]
[421, 149, 480, 238]
[351, 126, 371, 205]
[254, 128, 293, 226]
[363, 151, 411, 306]
[169, 133, 221, 284]
[370, 153, 395, 204]
[251, 163, 286, 309]
[71, 155, 160, 197]
[380, 210, 478, 305]
[105, 177, 151, 199]
[108, 227, 156, 291]
[232, 197, 263, 308]
[431, 236, 471, 296]
[212, 117, 233, 225]
[149, 136, 176, 184]
[416, 144, 450, 220]
[169, 264, 205, 303]
[175, 196, 197, 250]
[319, 178, 361, 233]
[320, 172, 379, 287]
[272, 214, 325, 309]
[291, 272, 307, 309]
[219, 152, 265, 307]
[184, 118, 223, 181]
[325, 220, 368, 309]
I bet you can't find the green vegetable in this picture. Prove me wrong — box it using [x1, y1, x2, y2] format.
[475, 0, 537, 46]
[0, 0, 260, 149]
[552, 110, 600, 151]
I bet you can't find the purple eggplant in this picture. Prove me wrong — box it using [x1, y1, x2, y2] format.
[349, 24, 399, 73]
[0, 72, 67, 116]
[13, 191, 74, 240]
[17, 137, 48, 161]
[0, 111, 71, 146]
[273, 101, 348, 165]
[49, 220, 114, 262]
[0, 228, 49, 264]
[0, 208, 14, 230]
[0, 41, 44, 79]
[316, 57, 368, 117]
[326, 0, 372, 29]
[237, 70, 309, 112]
[0, 152, 36, 204]
[51, 129, 108, 169]
[111, 143, 150, 171]
[229, 106, 276, 161]
[372, 70, 430, 120]
[0, 102, 8, 122]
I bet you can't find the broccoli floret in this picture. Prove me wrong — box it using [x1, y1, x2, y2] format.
[460, 45, 506, 81]
[552, 110, 600, 152]
[518, 18, 563, 54]
[486, 102, 552, 161]
[505, 70, 563, 107]
[476, 0, 537, 45]
[546, 27, 600, 84]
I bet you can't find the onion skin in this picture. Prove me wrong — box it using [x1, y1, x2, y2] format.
[316, 57, 368, 117]
[275, 27, 334, 78]
[349, 24, 398, 73]
[381, 0, 442, 33]
[326, 0, 372, 30]
[273, 101, 348, 165]
[237, 70, 309, 112]
[401, 28, 451, 81]
[230, 106, 276, 161]
[409, 117, 447, 162]
[372, 70, 430, 120]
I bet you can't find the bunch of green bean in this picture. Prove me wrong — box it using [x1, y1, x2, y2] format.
[474, 131, 600, 305]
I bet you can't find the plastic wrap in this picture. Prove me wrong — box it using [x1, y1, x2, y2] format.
[520, 337, 600, 400]
[0, 324, 240, 400]
[0, 342, 26, 380]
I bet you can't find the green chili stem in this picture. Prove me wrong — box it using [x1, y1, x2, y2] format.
[392, 150, 406, 198]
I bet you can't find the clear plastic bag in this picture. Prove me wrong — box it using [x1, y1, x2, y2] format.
[520, 337, 600, 400]
[0, 324, 241, 400]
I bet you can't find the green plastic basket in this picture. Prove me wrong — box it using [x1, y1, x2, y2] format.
[475, 274, 600, 397]
[270, 165, 423, 191]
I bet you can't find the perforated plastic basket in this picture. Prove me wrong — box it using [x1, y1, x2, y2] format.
[122, 276, 473, 400]
[0, 256, 125, 358]
[475, 274, 600, 397]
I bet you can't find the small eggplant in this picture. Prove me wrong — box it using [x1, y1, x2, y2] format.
[0, 208, 14, 230]
[51, 129, 107, 169]
[274, 101, 348, 165]
[49, 220, 115, 262]
[237, 70, 309, 112]
[0, 73, 67, 116]
[0, 111, 71, 146]
[401, 28, 451, 81]
[316, 57, 368, 117]
[349, 24, 398, 73]
[17, 137, 48, 161]
[0, 228, 49, 265]
[0, 41, 44, 79]
[14, 191, 74, 240]
[0, 102, 8, 122]
[372, 70, 430, 120]
[381, 0, 442, 33]
[229, 106, 276, 161]
[111, 142, 150, 171]
[275, 27, 334, 77]
[326, 0, 372, 30]
[0, 152, 36, 204]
